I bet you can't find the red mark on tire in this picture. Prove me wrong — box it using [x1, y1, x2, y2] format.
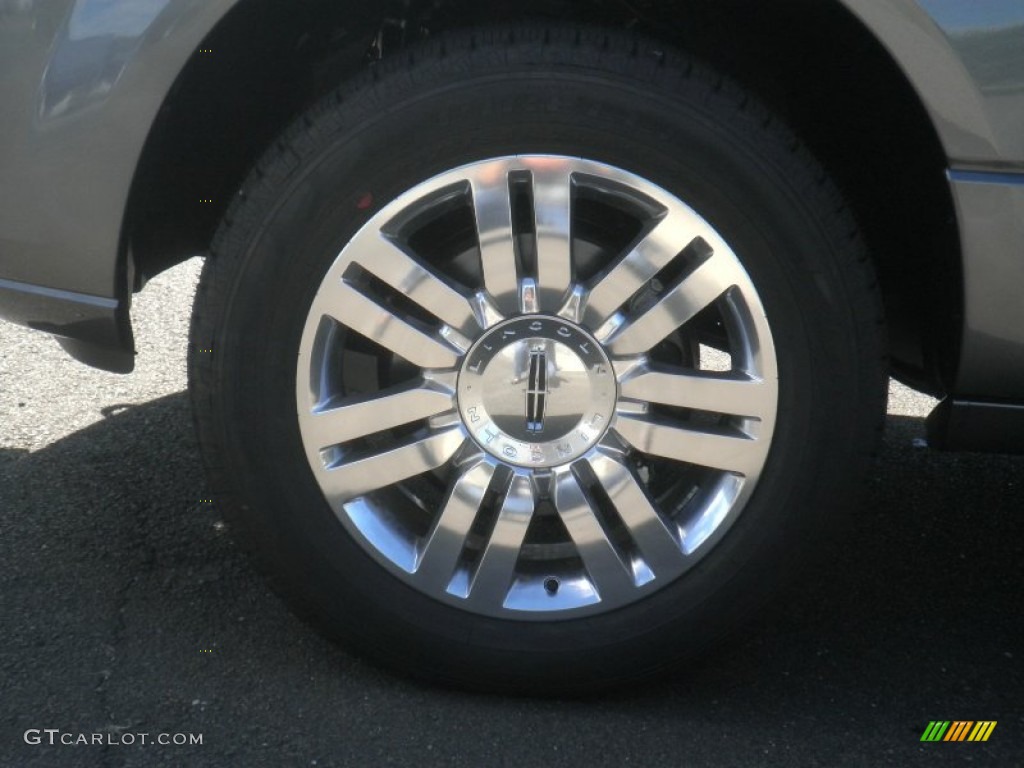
[357, 192, 374, 210]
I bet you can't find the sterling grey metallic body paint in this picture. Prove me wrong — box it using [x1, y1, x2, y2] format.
[0, 0, 1022, 396]
[842, 0, 1024, 169]
[838, 0, 1024, 395]
[0, 0, 238, 367]
[945, 172, 1024, 397]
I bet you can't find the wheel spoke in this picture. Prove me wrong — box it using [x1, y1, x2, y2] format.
[324, 281, 460, 369]
[531, 165, 573, 309]
[305, 383, 455, 449]
[605, 253, 739, 355]
[584, 207, 705, 328]
[619, 368, 775, 421]
[553, 469, 635, 602]
[471, 173, 519, 310]
[614, 414, 762, 476]
[466, 474, 534, 607]
[415, 461, 496, 592]
[318, 428, 465, 503]
[587, 453, 686, 581]
[347, 230, 478, 335]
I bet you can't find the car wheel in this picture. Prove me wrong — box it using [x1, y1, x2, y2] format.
[189, 26, 886, 693]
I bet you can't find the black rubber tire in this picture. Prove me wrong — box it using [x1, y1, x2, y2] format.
[189, 25, 887, 694]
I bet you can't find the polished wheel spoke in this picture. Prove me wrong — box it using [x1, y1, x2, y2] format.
[584, 208, 704, 328]
[587, 453, 686, 580]
[619, 368, 774, 421]
[605, 254, 739, 355]
[466, 474, 534, 607]
[305, 383, 455, 449]
[471, 173, 519, 310]
[324, 281, 460, 369]
[614, 414, 762, 476]
[318, 428, 465, 503]
[553, 470, 636, 602]
[347, 230, 478, 335]
[415, 461, 496, 591]
[531, 165, 573, 308]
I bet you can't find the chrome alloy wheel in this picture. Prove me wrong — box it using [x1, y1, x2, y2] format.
[296, 155, 778, 619]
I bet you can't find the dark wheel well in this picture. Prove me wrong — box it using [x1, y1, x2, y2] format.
[125, 0, 959, 395]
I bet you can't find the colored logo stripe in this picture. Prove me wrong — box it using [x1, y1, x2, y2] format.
[968, 722, 997, 742]
[921, 721, 997, 742]
[944, 721, 973, 741]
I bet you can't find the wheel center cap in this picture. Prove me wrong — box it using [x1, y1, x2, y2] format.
[457, 316, 616, 468]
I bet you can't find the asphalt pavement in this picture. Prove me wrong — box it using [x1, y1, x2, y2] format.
[1, 260, 1021, 767]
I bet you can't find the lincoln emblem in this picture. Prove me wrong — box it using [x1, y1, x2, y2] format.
[525, 348, 548, 434]
[456, 315, 616, 469]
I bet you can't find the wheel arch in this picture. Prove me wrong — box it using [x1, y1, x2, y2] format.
[125, 0, 962, 394]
